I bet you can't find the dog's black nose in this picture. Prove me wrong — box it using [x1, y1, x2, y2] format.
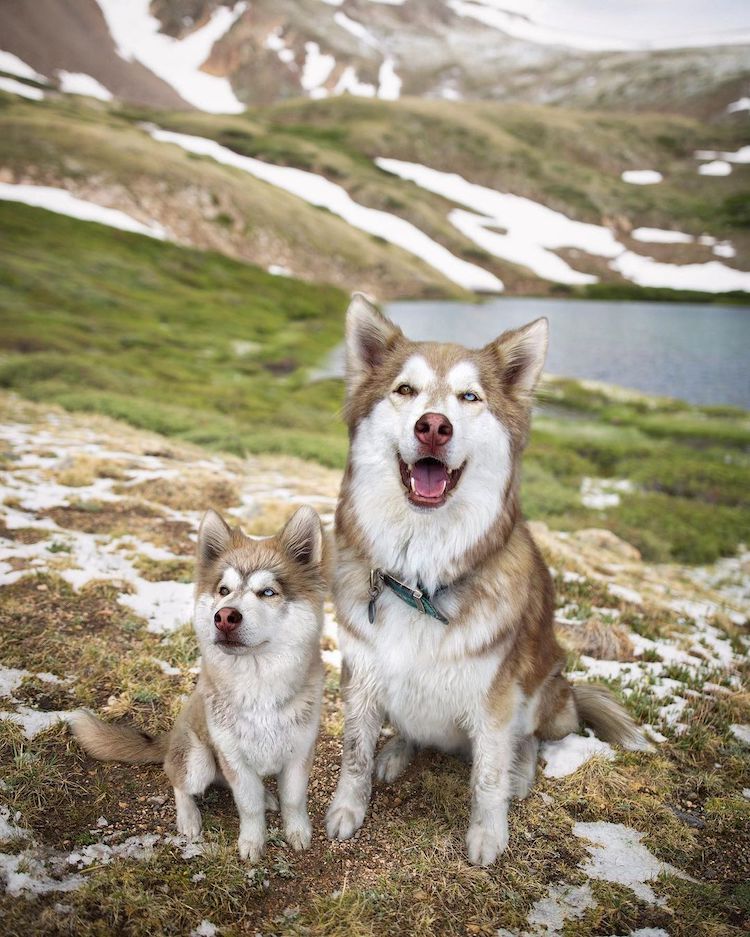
[414, 412, 453, 449]
[214, 607, 242, 633]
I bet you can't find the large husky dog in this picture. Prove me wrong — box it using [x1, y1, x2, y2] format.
[326, 295, 647, 866]
[73, 506, 325, 862]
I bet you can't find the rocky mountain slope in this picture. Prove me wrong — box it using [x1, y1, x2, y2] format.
[0, 392, 748, 935]
[2, 0, 749, 118]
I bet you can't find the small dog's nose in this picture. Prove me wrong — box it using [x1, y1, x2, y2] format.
[414, 412, 453, 449]
[214, 607, 242, 633]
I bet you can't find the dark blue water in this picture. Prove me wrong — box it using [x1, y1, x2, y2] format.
[383, 298, 750, 409]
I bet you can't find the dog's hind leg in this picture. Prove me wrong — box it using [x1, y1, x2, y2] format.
[510, 734, 538, 801]
[264, 789, 279, 812]
[375, 734, 415, 784]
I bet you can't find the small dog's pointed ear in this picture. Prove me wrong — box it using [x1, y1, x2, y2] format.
[345, 292, 404, 389]
[197, 509, 232, 571]
[279, 506, 323, 567]
[486, 317, 548, 396]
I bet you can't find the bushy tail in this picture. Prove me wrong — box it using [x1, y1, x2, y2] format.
[573, 685, 652, 751]
[71, 710, 168, 764]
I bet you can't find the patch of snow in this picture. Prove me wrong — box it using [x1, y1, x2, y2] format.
[152, 658, 182, 676]
[67, 833, 161, 868]
[0, 77, 45, 100]
[621, 170, 663, 185]
[611, 931, 671, 937]
[301, 42, 336, 94]
[267, 264, 292, 277]
[95, 0, 246, 113]
[377, 158, 624, 284]
[698, 160, 732, 176]
[608, 583, 643, 606]
[0, 50, 47, 82]
[148, 128, 502, 292]
[631, 227, 693, 244]
[57, 71, 113, 101]
[0, 851, 84, 897]
[743, 788, 750, 799]
[264, 28, 296, 65]
[334, 66, 376, 97]
[695, 145, 750, 165]
[526, 883, 595, 934]
[541, 730, 615, 778]
[580, 477, 633, 510]
[0, 667, 31, 699]
[610, 250, 750, 293]
[439, 85, 462, 101]
[191, 922, 217, 937]
[727, 96, 750, 113]
[712, 241, 736, 258]
[0, 183, 167, 240]
[573, 821, 691, 904]
[377, 58, 402, 100]
[0, 707, 74, 740]
[334, 12, 379, 48]
[730, 724, 750, 745]
[449, 208, 593, 286]
[0, 807, 28, 842]
[118, 579, 194, 634]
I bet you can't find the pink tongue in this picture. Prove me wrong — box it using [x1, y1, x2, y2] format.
[411, 460, 449, 499]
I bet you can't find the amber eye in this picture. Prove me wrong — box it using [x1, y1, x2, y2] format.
[395, 383, 414, 396]
[218, 585, 230, 596]
[460, 391, 481, 403]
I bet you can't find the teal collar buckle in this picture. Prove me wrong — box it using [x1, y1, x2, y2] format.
[368, 568, 449, 625]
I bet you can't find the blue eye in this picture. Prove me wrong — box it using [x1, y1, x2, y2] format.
[260, 587, 277, 598]
[461, 392, 480, 402]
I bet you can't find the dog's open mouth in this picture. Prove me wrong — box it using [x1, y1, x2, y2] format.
[398, 456, 464, 508]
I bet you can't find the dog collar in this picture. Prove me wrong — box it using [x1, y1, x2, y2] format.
[368, 568, 449, 625]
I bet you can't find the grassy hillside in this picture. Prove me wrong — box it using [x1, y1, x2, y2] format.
[1, 90, 749, 299]
[1, 200, 748, 564]
[155, 95, 750, 288]
[0, 201, 349, 466]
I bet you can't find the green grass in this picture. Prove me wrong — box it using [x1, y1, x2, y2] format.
[0, 200, 348, 466]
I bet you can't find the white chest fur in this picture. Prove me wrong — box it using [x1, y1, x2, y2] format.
[339, 589, 500, 751]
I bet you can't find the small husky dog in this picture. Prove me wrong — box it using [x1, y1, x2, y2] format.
[326, 294, 648, 866]
[73, 505, 325, 862]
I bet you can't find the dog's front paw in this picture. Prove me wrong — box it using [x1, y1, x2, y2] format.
[465, 820, 508, 867]
[284, 813, 312, 851]
[237, 833, 265, 863]
[325, 795, 366, 841]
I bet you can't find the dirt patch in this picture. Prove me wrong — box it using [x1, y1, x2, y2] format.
[42, 500, 195, 554]
[116, 475, 241, 512]
[0, 523, 49, 544]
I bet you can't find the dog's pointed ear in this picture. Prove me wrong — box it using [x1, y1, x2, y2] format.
[345, 292, 404, 389]
[486, 317, 548, 396]
[279, 506, 323, 567]
[197, 509, 232, 572]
